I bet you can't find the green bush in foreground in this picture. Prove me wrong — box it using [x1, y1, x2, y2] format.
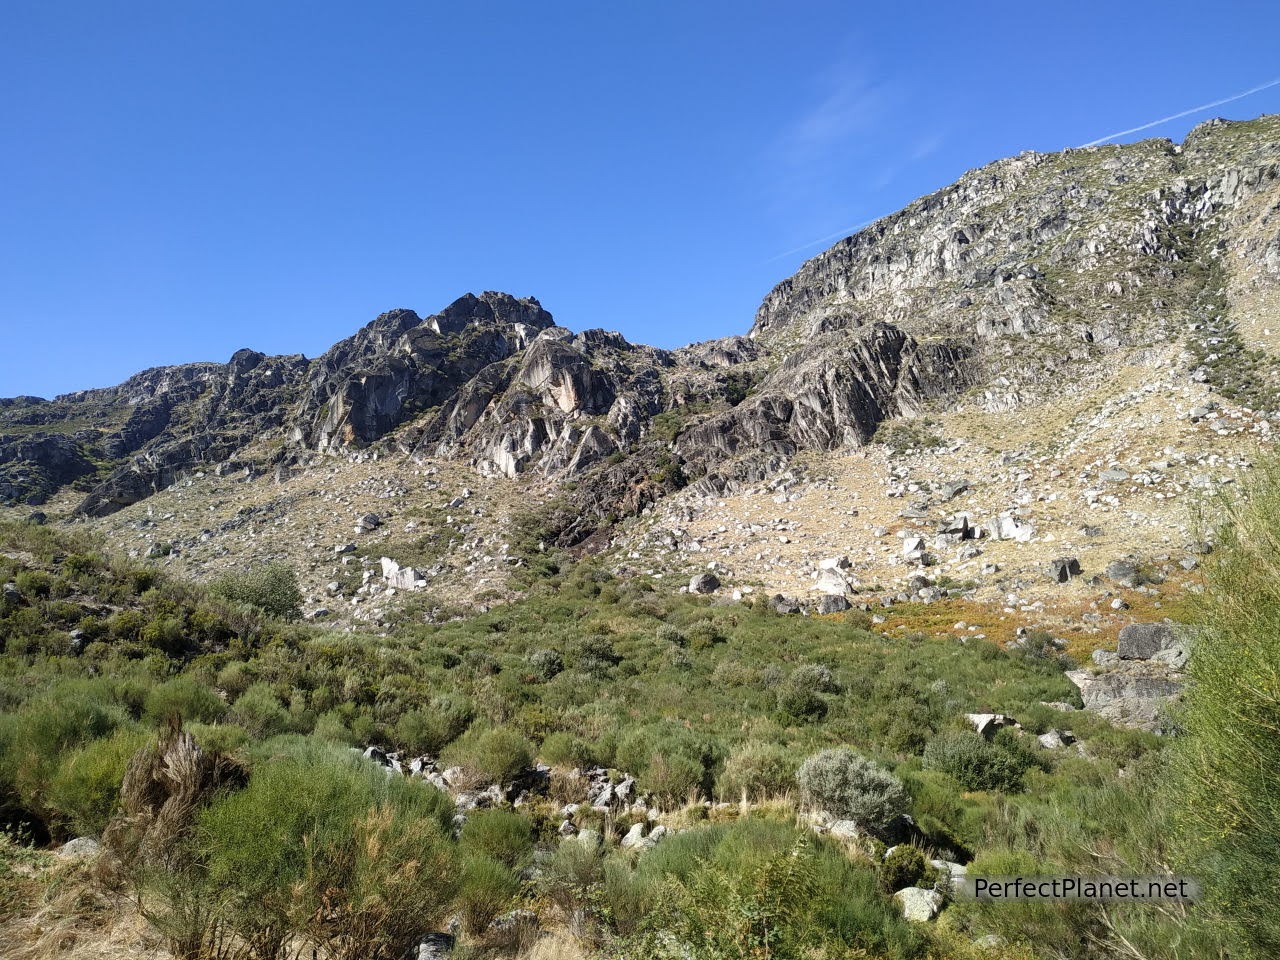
[719, 740, 798, 801]
[619, 819, 923, 960]
[1172, 459, 1280, 957]
[797, 748, 907, 827]
[442, 726, 533, 786]
[49, 726, 150, 837]
[196, 737, 457, 960]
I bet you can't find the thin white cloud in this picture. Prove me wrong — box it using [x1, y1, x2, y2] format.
[769, 65, 888, 198]
[909, 132, 945, 162]
[763, 219, 874, 264]
[1079, 76, 1280, 147]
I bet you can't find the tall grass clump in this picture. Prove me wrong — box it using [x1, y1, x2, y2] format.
[1172, 459, 1280, 956]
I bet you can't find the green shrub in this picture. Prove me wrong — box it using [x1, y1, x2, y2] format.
[655, 624, 685, 647]
[684, 620, 724, 651]
[48, 726, 150, 836]
[922, 730, 1029, 792]
[573, 635, 621, 678]
[790, 664, 840, 694]
[14, 570, 52, 599]
[621, 819, 921, 959]
[776, 674, 828, 723]
[527, 648, 564, 680]
[540, 731, 596, 769]
[1171, 458, 1280, 955]
[313, 711, 357, 745]
[144, 678, 227, 726]
[879, 844, 927, 892]
[212, 564, 301, 621]
[719, 741, 798, 801]
[197, 738, 456, 960]
[140, 615, 186, 655]
[442, 727, 533, 786]
[393, 708, 463, 755]
[184, 722, 249, 755]
[229, 683, 290, 740]
[460, 809, 534, 868]
[796, 748, 907, 827]
[456, 854, 521, 936]
[0, 685, 128, 822]
[616, 721, 722, 802]
[644, 753, 705, 807]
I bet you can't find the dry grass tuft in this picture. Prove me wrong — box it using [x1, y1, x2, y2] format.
[0, 862, 163, 960]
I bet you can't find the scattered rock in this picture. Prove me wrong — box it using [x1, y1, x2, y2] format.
[689, 572, 720, 594]
[1046, 557, 1081, 583]
[55, 837, 101, 860]
[1068, 663, 1182, 732]
[966, 713, 1020, 738]
[894, 886, 944, 922]
[1037, 729, 1076, 749]
[815, 594, 851, 614]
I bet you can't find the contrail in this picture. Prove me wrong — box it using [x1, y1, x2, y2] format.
[1079, 76, 1280, 147]
[768, 77, 1279, 264]
[764, 219, 875, 264]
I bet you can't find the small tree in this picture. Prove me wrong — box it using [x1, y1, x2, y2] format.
[796, 748, 907, 826]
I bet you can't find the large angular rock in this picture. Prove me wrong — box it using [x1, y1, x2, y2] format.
[689, 572, 720, 594]
[1068, 663, 1182, 732]
[1046, 557, 1082, 583]
[894, 887, 944, 922]
[1117, 623, 1179, 660]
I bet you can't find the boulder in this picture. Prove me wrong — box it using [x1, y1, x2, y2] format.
[689, 572, 720, 594]
[1151, 644, 1191, 670]
[56, 837, 101, 860]
[1046, 557, 1082, 583]
[828, 820, 863, 842]
[1036, 729, 1076, 749]
[894, 887, 944, 922]
[1067, 663, 1182, 732]
[417, 933, 455, 960]
[815, 594, 851, 615]
[620, 822, 649, 849]
[1117, 623, 1179, 660]
[814, 568, 850, 596]
[966, 713, 1019, 738]
[1105, 559, 1142, 588]
[994, 516, 1035, 542]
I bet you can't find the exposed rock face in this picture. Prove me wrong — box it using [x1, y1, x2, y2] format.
[750, 119, 1280, 391]
[2, 115, 1278, 547]
[1067, 662, 1183, 732]
[678, 323, 971, 483]
[1117, 622, 1180, 659]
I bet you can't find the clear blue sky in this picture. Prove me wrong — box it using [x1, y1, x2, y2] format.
[4, 1, 1280, 398]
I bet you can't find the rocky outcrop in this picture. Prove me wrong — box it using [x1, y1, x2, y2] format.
[1068, 622, 1193, 731]
[2, 115, 1277, 539]
[678, 323, 970, 485]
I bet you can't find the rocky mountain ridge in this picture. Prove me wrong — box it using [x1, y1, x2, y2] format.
[3, 115, 1278, 620]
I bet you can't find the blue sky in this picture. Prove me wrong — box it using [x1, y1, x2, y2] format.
[3, 1, 1280, 398]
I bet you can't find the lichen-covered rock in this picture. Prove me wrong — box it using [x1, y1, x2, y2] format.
[894, 886, 944, 922]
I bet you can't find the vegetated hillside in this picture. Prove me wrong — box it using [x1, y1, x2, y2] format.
[0, 517, 1240, 959]
[0, 117, 1278, 957]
